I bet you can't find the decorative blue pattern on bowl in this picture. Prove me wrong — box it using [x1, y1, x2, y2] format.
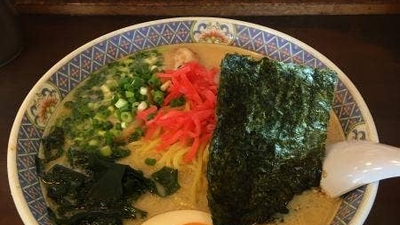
[10, 18, 377, 225]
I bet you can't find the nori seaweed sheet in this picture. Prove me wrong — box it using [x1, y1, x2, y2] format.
[207, 54, 337, 225]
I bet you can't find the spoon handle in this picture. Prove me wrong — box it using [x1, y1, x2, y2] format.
[321, 141, 400, 197]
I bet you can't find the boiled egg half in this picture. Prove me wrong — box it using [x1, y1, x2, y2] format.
[141, 210, 212, 225]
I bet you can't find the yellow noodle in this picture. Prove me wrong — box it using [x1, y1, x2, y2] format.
[189, 163, 202, 202]
[126, 132, 207, 204]
[127, 140, 144, 148]
[165, 144, 182, 168]
[126, 138, 162, 173]
[172, 148, 185, 168]
[157, 144, 175, 167]
[141, 138, 161, 153]
[189, 144, 208, 203]
[157, 142, 183, 168]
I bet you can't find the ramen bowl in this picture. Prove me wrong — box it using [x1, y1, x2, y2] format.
[8, 17, 378, 225]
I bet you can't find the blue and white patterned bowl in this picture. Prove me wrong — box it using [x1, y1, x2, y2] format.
[7, 17, 378, 225]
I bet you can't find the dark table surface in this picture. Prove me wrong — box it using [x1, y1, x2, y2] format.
[1, 14, 399, 225]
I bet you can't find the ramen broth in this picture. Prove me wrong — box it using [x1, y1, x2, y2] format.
[45, 43, 342, 225]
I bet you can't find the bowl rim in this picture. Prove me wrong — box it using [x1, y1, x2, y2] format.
[7, 16, 379, 225]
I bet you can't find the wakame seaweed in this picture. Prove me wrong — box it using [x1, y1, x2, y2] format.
[41, 155, 180, 225]
[41, 159, 151, 225]
[207, 54, 337, 225]
[41, 127, 65, 162]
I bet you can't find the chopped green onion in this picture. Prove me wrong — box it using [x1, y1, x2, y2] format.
[88, 139, 98, 146]
[131, 77, 145, 89]
[48, 50, 165, 166]
[64, 101, 74, 109]
[121, 122, 127, 129]
[100, 84, 112, 99]
[100, 145, 112, 157]
[94, 112, 107, 121]
[160, 80, 171, 91]
[115, 123, 122, 130]
[128, 127, 145, 142]
[132, 102, 140, 112]
[149, 74, 162, 88]
[115, 98, 128, 108]
[170, 96, 186, 107]
[150, 65, 158, 72]
[140, 87, 148, 96]
[125, 91, 135, 98]
[118, 66, 130, 73]
[108, 106, 115, 113]
[135, 127, 144, 137]
[145, 158, 157, 166]
[120, 58, 134, 65]
[128, 96, 137, 103]
[119, 104, 130, 112]
[104, 132, 115, 145]
[137, 101, 148, 111]
[153, 90, 165, 106]
[120, 112, 133, 123]
[144, 56, 157, 65]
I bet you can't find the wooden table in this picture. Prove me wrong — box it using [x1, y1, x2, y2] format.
[13, 0, 400, 16]
[1, 15, 399, 225]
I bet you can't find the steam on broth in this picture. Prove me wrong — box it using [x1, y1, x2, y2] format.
[42, 43, 342, 225]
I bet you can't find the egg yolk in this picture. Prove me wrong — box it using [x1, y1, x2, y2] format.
[183, 223, 208, 225]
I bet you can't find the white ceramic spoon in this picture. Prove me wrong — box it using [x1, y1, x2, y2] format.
[321, 140, 400, 197]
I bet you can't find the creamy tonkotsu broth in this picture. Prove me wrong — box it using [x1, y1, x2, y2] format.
[43, 43, 342, 225]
